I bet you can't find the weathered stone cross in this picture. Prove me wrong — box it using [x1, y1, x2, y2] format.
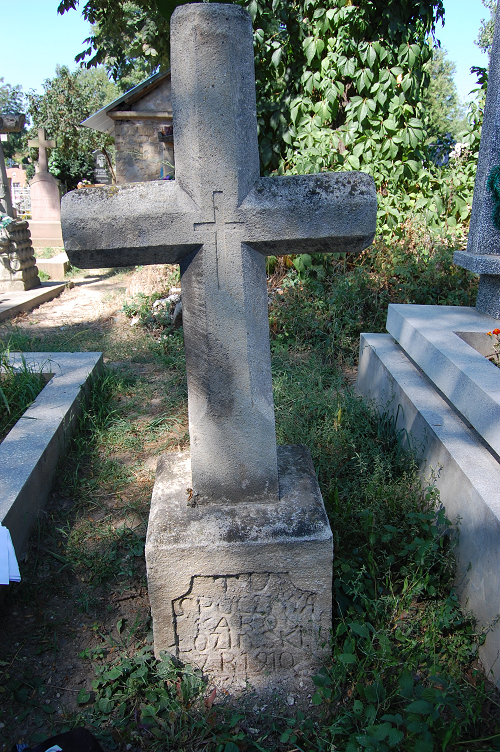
[62, 3, 376, 506]
[28, 128, 56, 173]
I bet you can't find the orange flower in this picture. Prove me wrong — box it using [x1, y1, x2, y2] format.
[488, 331, 492, 336]
[493, 328, 500, 335]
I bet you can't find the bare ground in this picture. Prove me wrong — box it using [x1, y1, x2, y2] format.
[0, 265, 188, 750]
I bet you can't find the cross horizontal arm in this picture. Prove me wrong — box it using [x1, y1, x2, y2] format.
[61, 181, 201, 269]
[239, 172, 377, 256]
[62, 171, 377, 270]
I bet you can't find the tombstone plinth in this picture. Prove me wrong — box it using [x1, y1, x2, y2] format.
[0, 219, 41, 291]
[147, 446, 332, 690]
[28, 129, 63, 248]
[61, 3, 377, 691]
[454, 1, 500, 317]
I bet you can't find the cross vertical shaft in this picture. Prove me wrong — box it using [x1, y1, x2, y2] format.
[28, 128, 56, 173]
[171, 5, 279, 503]
[171, 4, 260, 212]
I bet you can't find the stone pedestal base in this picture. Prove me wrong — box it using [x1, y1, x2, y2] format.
[27, 220, 64, 248]
[35, 252, 70, 280]
[453, 251, 500, 319]
[146, 445, 333, 691]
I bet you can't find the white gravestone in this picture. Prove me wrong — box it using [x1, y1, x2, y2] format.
[61, 3, 377, 691]
[28, 128, 64, 247]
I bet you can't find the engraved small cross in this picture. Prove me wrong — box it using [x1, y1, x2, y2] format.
[193, 191, 244, 291]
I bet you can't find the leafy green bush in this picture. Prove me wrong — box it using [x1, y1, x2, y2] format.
[76, 634, 248, 751]
[269, 226, 478, 364]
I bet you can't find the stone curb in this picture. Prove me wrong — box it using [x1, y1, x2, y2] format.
[357, 332, 500, 687]
[387, 304, 500, 457]
[0, 351, 103, 563]
[0, 282, 66, 322]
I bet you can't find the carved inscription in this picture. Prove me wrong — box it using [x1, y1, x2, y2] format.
[173, 573, 321, 680]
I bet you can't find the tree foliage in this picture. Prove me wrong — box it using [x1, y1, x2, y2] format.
[59, 0, 444, 173]
[26, 66, 118, 189]
[0, 79, 24, 115]
[0, 78, 27, 161]
[58, 0, 170, 92]
[57, 0, 485, 234]
[256, 0, 442, 185]
[421, 48, 465, 141]
[476, 0, 496, 57]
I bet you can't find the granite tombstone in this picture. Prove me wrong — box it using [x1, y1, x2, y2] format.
[454, 0, 500, 317]
[92, 150, 112, 185]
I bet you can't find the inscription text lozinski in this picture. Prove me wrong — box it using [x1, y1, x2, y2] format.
[173, 573, 322, 680]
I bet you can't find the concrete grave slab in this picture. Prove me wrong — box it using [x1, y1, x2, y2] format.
[0, 282, 66, 322]
[0, 351, 102, 560]
[357, 331, 500, 685]
[386, 304, 500, 456]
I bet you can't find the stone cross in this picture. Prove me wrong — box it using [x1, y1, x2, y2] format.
[62, 3, 377, 506]
[28, 128, 56, 173]
[454, 0, 500, 318]
[0, 114, 25, 216]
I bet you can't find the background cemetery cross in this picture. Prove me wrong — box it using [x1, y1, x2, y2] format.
[28, 127, 64, 247]
[28, 128, 56, 174]
[454, 0, 500, 318]
[0, 113, 25, 217]
[62, 3, 377, 506]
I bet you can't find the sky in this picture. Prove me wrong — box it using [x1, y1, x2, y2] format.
[437, 0, 490, 101]
[0, 0, 493, 102]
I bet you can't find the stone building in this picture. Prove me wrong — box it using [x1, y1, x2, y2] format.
[83, 71, 174, 184]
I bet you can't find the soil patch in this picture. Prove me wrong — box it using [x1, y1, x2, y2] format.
[0, 264, 187, 750]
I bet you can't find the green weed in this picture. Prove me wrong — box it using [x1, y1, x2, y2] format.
[270, 344, 499, 751]
[269, 228, 478, 365]
[0, 346, 47, 440]
[75, 626, 247, 752]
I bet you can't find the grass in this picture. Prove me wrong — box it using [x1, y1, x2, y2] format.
[0, 236, 498, 752]
[271, 348, 494, 751]
[35, 246, 65, 259]
[0, 346, 47, 441]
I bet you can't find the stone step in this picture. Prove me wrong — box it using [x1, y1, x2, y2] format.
[357, 330, 500, 689]
[36, 252, 70, 280]
[386, 303, 500, 457]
